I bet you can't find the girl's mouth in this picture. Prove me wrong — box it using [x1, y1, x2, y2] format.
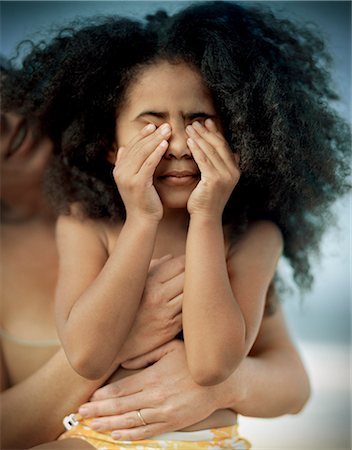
[158, 170, 200, 187]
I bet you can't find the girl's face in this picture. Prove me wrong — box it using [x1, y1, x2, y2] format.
[114, 61, 221, 210]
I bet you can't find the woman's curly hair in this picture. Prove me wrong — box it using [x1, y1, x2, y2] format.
[2, 1, 350, 291]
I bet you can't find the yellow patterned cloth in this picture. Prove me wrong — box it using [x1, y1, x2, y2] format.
[59, 414, 251, 449]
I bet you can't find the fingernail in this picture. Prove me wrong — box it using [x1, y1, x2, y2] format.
[187, 138, 195, 146]
[160, 124, 171, 136]
[78, 406, 89, 417]
[186, 125, 194, 134]
[205, 118, 213, 126]
[90, 420, 101, 430]
[111, 432, 121, 440]
[160, 139, 168, 148]
[192, 121, 202, 129]
[144, 123, 156, 132]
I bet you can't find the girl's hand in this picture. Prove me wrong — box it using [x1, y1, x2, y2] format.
[186, 119, 240, 218]
[113, 123, 171, 222]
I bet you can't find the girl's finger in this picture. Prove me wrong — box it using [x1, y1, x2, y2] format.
[207, 124, 241, 171]
[187, 137, 216, 176]
[186, 124, 224, 172]
[120, 124, 171, 174]
[137, 139, 169, 178]
[124, 123, 156, 149]
[204, 118, 218, 133]
[194, 120, 236, 171]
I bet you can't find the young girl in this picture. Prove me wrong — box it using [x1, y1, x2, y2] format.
[3, 1, 349, 449]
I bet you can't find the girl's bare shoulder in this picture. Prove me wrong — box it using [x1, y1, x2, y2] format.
[226, 220, 283, 263]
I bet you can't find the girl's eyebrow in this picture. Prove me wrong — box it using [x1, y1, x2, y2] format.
[134, 111, 216, 120]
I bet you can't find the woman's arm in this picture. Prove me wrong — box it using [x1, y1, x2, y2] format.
[183, 119, 283, 385]
[1, 254, 183, 449]
[216, 304, 311, 417]
[0, 347, 106, 449]
[79, 304, 310, 441]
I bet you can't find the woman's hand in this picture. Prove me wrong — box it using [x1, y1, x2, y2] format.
[185, 119, 240, 218]
[78, 341, 219, 440]
[113, 123, 171, 222]
[118, 254, 184, 362]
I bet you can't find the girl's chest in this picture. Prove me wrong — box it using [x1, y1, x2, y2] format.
[104, 223, 188, 259]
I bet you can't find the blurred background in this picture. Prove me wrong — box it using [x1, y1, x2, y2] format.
[1, 1, 350, 449]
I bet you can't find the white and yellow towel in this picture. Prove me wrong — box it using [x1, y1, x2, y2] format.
[60, 414, 251, 449]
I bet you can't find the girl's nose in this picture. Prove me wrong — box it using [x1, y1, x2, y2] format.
[164, 124, 192, 160]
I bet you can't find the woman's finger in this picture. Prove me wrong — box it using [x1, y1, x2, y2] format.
[168, 291, 183, 310]
[121, 343, 172, 370]
[150, 254, 185, 283]
[81, 390, 155, 418]
[89, 408, 161, 433]
[160, 272, 184, 300]
[149, 254, 173, 271]
[90, 369, 152, 401]
[111, 421, 168, 441]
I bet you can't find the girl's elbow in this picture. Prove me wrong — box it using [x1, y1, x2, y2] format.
[190, 363, 234, 386]
[66, 346, 106, 380]
[191, 370, 230, 386]
[189, 348, 244, 386]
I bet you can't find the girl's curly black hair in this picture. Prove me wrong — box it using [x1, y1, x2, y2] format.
[2, 1, 350, 291]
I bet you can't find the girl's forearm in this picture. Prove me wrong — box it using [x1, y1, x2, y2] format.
[183, 214, 246, 386]
[1, 349, 107, 449]
[61, 217, 159, 379]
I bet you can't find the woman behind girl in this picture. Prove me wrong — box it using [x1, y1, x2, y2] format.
[3, 1, 350, 449]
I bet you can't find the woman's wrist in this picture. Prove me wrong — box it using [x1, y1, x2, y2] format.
[211, 363, 248, 412]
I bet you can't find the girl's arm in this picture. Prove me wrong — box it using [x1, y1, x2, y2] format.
[184, 119, 283, 385]
[55, 124, 170, 380]
[80, 305, 310, 441]
[55, 211, 158, 380]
